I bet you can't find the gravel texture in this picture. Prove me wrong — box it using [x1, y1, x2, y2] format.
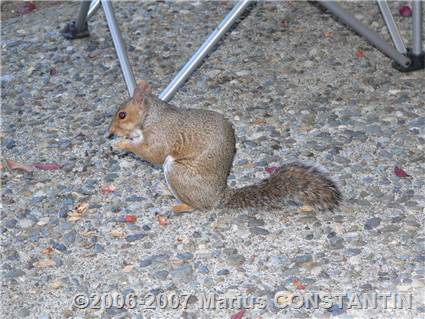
[1, 1, 424, 318]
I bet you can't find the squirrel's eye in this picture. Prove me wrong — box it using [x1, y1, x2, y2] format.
[118, 111, 127, 119]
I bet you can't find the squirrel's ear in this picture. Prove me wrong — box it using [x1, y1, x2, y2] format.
[133, 80, 152, 103]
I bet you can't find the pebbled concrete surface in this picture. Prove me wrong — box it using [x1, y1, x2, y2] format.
[1, 1, 424, 318]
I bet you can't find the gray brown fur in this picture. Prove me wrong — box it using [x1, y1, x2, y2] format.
[109, 81, 341, 211]
[223, 163, 341, 211]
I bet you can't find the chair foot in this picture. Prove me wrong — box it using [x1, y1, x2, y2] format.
[393, 49, 425, 72]
[62, 21, 90, 39]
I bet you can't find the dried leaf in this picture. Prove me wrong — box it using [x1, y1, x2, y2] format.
[265, 166, 279, 174]
[34, 259, 56, 268]
[20, 1, 37, 15]
[123, 215, 137, 223]
[75, 202, 89, 214]
[82, 243, 94, 249]
[88, 52, 99, 59]
[293, 279, 306, 290]
[32, 162, 62, 170]
[122, 265, 134, 273]
[111, 229, 124, 238]
[157, 215, 169, 226]
[68, 214, 81, 222]
[230, 309, 245, 319]
[394, 166, 410, 178]
[101, 185, 116, 194]
[67, 202, 89, 222]
[6, 160, 33, 172]
[254, 118, 267, 125]
[80, 230, 95, 237]
[298, 205, 314, 213]
[42, 247, 54, 255]
[355, 49, 365, 59]
[50, 281, 62, 289]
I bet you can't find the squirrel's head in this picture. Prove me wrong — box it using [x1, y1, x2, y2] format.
[108, 80, 151, 139]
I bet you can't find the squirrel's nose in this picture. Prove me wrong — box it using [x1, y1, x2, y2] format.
[107, 132, 115, 140]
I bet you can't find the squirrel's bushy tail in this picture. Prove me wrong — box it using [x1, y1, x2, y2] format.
[223, 162, 341, 211]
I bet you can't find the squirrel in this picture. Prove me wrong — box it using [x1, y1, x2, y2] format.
[108, 80, 341, 212]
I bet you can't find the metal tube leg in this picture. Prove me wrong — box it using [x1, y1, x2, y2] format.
[76, 1, 91, 31]
[159, 0, 252, 102]
[319, 0, 411, 67]
[412, 0, 423, 55]
[88, 0, 101, 20]
[102, 0, 136, 96]
[377, 0, 407, 54]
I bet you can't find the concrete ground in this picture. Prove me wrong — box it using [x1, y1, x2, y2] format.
[1, 1, 424, 319]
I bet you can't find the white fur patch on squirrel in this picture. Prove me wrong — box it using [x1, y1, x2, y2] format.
[130, 129, 144, 143]
[163, 156, 178, 199]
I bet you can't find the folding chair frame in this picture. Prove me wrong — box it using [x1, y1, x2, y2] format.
[62, 0, 424, 100]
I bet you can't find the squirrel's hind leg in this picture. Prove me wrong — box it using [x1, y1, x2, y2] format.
[163, 156, 224, 209]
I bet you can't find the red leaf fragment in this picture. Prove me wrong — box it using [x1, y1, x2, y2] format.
[101, 185, 116, 194]
[399, 5, 412, 17]
[157, 215, 169, 226]
[32, 163, 63, 170]
[265, 166, 279, 174]
[6, 160, 34, 172]
[293, 279, 306, 290]
[123, 215, 137, 223]
[355, 49, 365, 59]
[230, 309, 245, 319]
[394, 166, 410, 178]
[20, 1, 37, 15]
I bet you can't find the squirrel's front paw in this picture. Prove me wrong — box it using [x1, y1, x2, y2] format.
[113, 139, 130, 151]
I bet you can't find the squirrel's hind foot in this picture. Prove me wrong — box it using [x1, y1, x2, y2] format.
[171, 203, 194, 213]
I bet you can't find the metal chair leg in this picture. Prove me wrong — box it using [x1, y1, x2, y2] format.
[159, 0, 252, 102]
[393, 0, 424, 72]
[62, 0, 136, 95]
[102, 0, 136, 96]
[319, 0, 411, 68]
[64, 0, 423, 100]
[412, 0, 423, 56]
[88, 0, 101, 20]
[377, 0, 407, 54]
[62, 0, 91, 39]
